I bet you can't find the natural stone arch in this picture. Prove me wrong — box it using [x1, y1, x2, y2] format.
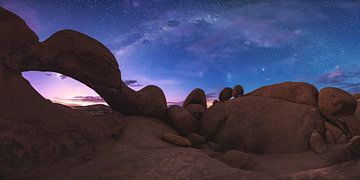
[0, 7, 166, 119]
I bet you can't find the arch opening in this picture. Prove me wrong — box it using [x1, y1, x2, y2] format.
[22, 71, 108, 107]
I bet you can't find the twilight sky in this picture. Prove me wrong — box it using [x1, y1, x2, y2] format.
[2, 0, 360, 106]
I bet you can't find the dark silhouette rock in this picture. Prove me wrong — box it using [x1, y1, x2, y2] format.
[220, 150, 254, 170]
[203, 96, 325, 153]
[166, 105, 198, 136]
[187, 133, 205, 148]
[318, 87, 357, 120]
[309, 131, 326, 154]
[35, 30, 145, 115]
[185, 104, 205, 120]
[183, 88, 207, 108]
[0, 7, 166, 118]
[0, 65, 124, 169]
[162, 133, 191, 147]
[219, 87, 232, 101]
[212, 100, 219, 106]
[138, 85, 167, 119]
[232, 85, 244, 98]
[248, 82, 319, 106]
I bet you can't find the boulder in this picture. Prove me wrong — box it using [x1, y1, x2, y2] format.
[220, 150, 254, 170]
[248, 82, 319, 106]
[162, 133, 191, 147]
[187, 133, 206, 148]
[166, 105, 198, 136]
[318, 87, 357, 120]
[309, 131, 326, 154]
[183, 88, 207, 108]
[203, 96, 325, 153]
[200, 101, 229, 139]
[219, 87, 233, 101]
[232, 85, 244, 98]
[212, 100, 219, 106]
[185, 104, 205, 120]
[138, 85, 167, 119]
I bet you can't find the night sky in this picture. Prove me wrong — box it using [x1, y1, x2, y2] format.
[2, 0, 360, 106]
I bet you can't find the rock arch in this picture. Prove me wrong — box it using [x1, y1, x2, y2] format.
[0, 7, 166, 119]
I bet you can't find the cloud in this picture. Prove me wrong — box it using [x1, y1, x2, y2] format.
[167, 101, 184, 106]
[316, 66, 360, 93]
[112, 0, 327, 63]
[205, 92, 218, 99]
[69, 96, 105, 103]
[124, 79, 143, 87]
[316, 66, 349, 85]
[1, 0, 41, 33]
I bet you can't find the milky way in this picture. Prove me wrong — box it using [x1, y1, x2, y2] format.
[2, 0, 360, 105]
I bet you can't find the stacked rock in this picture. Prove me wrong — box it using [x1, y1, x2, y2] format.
[318, 87, 359, 138]
[164, 88, 207, 147]
[232, 85, 244, 98]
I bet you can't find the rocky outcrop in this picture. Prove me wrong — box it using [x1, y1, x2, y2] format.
[219, 87, 233, 101]
[0, 7, 165, 118]
[182, 88, 207, 108]
[200, 101, 229, 139]
[248, 82, 319, 106]
[0, 65, 124, 170]
[318, 88, 359, 137]
[232, 85, 244, 98]
[138, 85, 167, 119]
[185, 104, 205, 120]
[318, 87, 357, 120]
[201, 96, 325, 153]
[166, 105, 198, 136]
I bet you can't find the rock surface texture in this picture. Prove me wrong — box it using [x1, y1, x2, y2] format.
[248, 82, 319, 106]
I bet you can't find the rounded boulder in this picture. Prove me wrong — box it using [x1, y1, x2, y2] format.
[166, 105, 198, 136]
[138, 85, 167, 119]
[219, 87, 232, 102]
[183, 88, 207, 108]
[232, 85, 244, 98]
[318, 87, 357, 120]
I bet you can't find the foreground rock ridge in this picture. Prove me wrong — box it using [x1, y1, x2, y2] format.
[1, 7, 360, 179]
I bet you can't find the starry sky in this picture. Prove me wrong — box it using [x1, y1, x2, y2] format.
[2, 0, 360, 106]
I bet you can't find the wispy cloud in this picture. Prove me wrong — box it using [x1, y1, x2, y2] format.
[124, 79, 143, 87]
[316, 66, 360, 93]
[53, 96, 106, 106]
